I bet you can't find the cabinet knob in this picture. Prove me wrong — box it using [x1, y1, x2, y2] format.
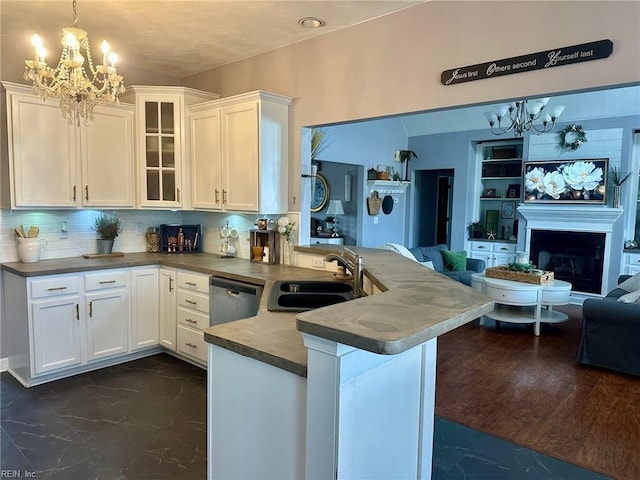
[85, 185, 89, 201]
[478, 246, 486, 249]
[185, 342, 197, 349]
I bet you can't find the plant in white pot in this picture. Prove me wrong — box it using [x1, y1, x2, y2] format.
[93, 213, 122, 254]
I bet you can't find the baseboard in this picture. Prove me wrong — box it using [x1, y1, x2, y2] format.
[0, 357, 8, 372]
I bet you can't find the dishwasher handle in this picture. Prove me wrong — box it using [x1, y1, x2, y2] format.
[209, 276, 262, 296]
[226, 289, 241, 297]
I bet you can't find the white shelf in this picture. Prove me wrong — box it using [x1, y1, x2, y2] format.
[367, 180, 411, 194]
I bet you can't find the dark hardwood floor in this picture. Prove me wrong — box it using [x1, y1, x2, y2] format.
[435, 304, 640, 480]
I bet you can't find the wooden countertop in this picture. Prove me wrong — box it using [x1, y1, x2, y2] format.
[1, 248, 494, 378]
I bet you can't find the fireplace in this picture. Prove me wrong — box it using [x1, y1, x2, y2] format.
[517, 204, 622, 297]
[530, 230, 605, 294]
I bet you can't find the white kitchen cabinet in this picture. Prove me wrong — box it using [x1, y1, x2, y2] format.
[623, 252, 640, 275]
[159, 268, 177, 351]
[31, 284, 83, 375]
[83, 270, 129, 362]
[188, 91, 291, 213]
[469, 240, 516, 268]
[2, 81, 135, 209]
[122, 86, 218, 209]
[176, 271, 210, 366]
[85, 289, 128, 361]
[130, 268, 159, 351]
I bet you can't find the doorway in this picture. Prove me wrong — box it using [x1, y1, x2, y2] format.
[415, 169, 454, 247]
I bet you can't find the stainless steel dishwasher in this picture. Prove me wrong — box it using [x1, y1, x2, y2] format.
[209, 276, 263, 326]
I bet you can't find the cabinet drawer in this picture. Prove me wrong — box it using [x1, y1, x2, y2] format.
[493, 243, 516, 254]
[30, 275, 80, 299]
[177, 307, 209, 330]
[177, 272, 209, 294]
[469, 241, 492, 251]
[625, 253, 640, 266]
[85, 271, 127, 291]
[177, 290, 209, 314]
[177, 325, 208, 364]
[484, 284, 539, 305]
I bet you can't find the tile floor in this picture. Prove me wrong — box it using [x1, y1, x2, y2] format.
[1, 353, 611, 479]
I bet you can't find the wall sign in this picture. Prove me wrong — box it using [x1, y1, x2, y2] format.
[441, 39, 613, 86]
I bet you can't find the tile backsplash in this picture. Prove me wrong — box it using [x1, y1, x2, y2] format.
[0, 209, 299, 264]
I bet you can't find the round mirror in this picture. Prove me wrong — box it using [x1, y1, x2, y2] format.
[382, 195, 394, 214]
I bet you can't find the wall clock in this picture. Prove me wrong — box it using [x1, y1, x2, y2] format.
[311, 173, 329, 212]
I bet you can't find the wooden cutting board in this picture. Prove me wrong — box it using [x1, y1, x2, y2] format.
[367, 191, 382, 215]
[83, 252, 125, 258]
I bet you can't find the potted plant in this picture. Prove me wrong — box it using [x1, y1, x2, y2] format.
[468, 220, 484, 239]
[394, 150, 418, 181]
[93, 213, 122, 254]
[311, 128, 329, 161]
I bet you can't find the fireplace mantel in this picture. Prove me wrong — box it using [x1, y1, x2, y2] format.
[518, 205, 623, 232]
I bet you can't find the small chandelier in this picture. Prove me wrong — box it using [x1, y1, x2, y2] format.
[483, 98, 565, 136]
[23, 0, 125, 126]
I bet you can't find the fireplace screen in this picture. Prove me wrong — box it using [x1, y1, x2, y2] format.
[530, 230, 605, 294]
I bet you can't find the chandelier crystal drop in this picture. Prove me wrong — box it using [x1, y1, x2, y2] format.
[23, 0, 125, 126]
[483, 98, 565, 137]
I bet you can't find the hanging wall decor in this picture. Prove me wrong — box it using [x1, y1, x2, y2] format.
[523, 158, 608, 204]
[558, 124, 587, 151]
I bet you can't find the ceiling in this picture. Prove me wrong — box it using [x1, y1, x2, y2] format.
[1, 1, 424, 79]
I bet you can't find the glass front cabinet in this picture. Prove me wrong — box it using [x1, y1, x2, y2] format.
[122, 86, 219, 208]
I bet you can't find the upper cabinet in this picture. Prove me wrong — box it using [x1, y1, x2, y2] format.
[188, 91, 291, 214]
[121, 86, 219, 209]
[2, 82, 135, 209]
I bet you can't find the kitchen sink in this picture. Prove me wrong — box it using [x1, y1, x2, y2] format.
[268, 280, 354, 312]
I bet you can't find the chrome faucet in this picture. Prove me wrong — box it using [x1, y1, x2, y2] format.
[324, 247, 364, 298]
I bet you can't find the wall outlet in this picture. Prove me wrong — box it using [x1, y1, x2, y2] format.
[312, 257, 325, 269]
[373, 216, 379, 225]
[136, 222, 144, 235]
[60, 221, 68, 239]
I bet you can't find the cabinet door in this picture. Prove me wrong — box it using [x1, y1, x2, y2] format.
[85, 289, 128, 361]
[80, 105, 135, 207]
[190, 107, 222, 209]
[159, 269, 177, 351]
[130, 268, 159, 351]
[221, 101, 259, 212]
[139, 98, 183, 208]
[31, 296, 82, 375]
[8, 93, 78, 208]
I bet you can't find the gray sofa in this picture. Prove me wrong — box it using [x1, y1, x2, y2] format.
[409, 244, 485, 286]
[576, 275, 640, 377]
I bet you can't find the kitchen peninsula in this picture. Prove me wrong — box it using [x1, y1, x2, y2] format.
[2, 247, 493, 479]
[204, 245, 494, 479]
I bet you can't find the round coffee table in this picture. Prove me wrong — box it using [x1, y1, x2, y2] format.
[471, 273, 572, 336]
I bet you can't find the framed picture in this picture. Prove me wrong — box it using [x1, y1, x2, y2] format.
[522, 158, 608, 204]
[310, 173, 329, 212]
[501, 202, 516, 219]
[507, 184, 521, 199]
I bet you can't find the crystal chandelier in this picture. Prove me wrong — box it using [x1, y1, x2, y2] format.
[23, 0, 125, 126]
[483, 98, 565, 136]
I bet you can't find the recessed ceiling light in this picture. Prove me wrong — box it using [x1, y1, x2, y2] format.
[298, 17, 326, 29]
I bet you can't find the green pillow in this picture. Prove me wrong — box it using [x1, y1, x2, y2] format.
[441, 250, 467, 272]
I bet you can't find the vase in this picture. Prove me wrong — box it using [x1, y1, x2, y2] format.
[97, 239, 114, 255]
[612, 185, 621, 208]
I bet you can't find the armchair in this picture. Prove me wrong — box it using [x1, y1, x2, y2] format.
[576, 275, 640, 376]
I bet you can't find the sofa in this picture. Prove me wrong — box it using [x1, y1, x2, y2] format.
[409, 244, 485, 286]
[576, 275, 640, 376]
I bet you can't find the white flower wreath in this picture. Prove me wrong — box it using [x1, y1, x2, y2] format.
[558, 124, 587, 151]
